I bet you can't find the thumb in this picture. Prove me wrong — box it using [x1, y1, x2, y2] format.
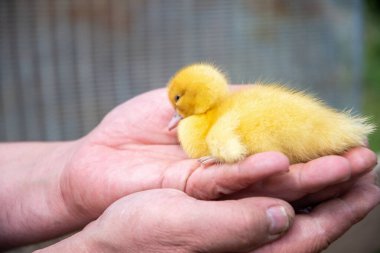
[189, 197, 295, 252]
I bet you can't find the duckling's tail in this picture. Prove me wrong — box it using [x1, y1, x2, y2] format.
[336, 111, 376, 148]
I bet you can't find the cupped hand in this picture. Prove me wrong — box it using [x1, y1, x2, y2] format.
[254, 171, 380, 253]
[60, 88, 377, 223]
[38, 171, 380, 253]
[229, 146, 377, 208]
[37, 189, 294, 253]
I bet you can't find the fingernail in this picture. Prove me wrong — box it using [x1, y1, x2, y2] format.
[267, 206, 290, 235]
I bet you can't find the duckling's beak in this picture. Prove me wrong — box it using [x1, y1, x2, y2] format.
[168, 111, 183, 131]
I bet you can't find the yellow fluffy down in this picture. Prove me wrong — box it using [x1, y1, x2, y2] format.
[168, 64, 375, 164]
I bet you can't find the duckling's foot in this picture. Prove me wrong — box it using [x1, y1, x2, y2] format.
[198, 156, 222, 167]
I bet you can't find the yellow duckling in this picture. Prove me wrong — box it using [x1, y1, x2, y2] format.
[167, 63, 375, 164]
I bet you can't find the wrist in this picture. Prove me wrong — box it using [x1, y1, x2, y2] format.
[0, 141, 83, 249]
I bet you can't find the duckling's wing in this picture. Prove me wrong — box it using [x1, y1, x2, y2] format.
[206, 111, 248, 163]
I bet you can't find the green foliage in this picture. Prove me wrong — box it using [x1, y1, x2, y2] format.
[364, 0, 380, 152]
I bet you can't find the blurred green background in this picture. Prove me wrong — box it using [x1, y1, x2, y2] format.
[364, 0, 380, 153]
[364, 2, 380, 251]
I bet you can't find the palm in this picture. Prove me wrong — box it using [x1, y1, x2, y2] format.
[61, 88, 377, 220]
[62, 89, 192, 217]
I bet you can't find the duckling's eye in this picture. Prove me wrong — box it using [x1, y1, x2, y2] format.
[175, 95, 181, 102]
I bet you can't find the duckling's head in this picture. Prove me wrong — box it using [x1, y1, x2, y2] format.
[167, 63, 228, 130]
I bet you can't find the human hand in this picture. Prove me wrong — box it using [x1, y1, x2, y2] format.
[36, 189, 295, 253]
[254, 171, 380, 253]
[1, 88, 377, 249]
[60, 88, 377, 224]
[37, 171, 379, 253]
[228, 146, 377, 208]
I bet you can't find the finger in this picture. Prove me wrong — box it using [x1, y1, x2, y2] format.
[284, 156, 352, 193]
[343, 146, 378, 176]
[255, 174, 380, 253]
[291, 149, 378, 207]
[237, 155, 353, 201]
[93, 88, 179, 145]
[292, 169, 378, 209]
[189, 196, 295, 252]
[184, 152, 290, 199]
[291, 180, 353, 210]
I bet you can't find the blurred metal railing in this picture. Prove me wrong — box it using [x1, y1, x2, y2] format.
[0, 0, 363, 141]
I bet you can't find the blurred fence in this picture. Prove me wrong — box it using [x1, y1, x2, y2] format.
[0, 0, 363, 141]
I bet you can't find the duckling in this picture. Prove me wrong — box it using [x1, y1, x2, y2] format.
[167, 63, 375, 164]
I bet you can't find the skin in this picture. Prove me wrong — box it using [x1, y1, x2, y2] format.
[37, 173, 380, 253]
[255, 172, 380, 253]
[0, 88, 378, 251]
[36, 190, 295, 253]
